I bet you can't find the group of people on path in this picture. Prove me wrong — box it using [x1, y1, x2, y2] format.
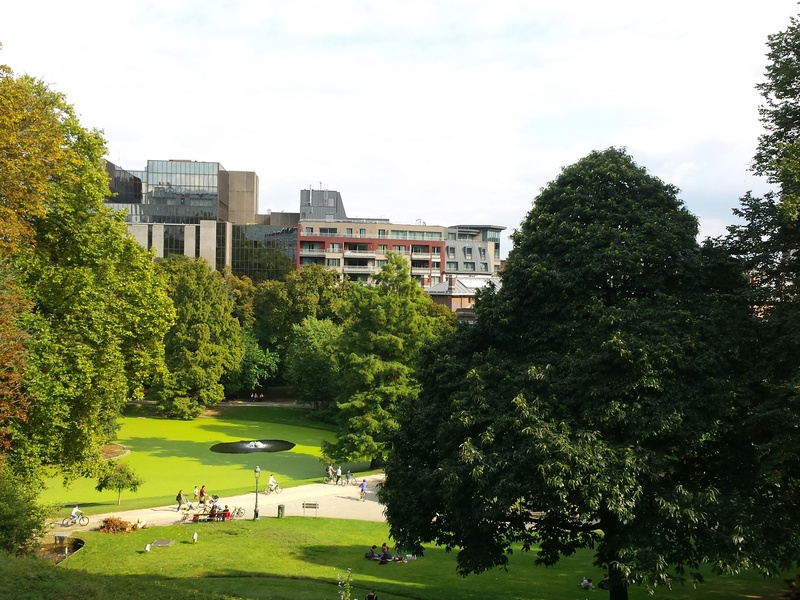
[176, 485, 234, 521]
[176, 485, 217, 511]
[325, 463, 363, 487]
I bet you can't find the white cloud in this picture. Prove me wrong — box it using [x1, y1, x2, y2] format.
[2, 1, 797, 256]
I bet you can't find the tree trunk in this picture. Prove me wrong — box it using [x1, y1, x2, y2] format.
[117, 489, 121, 505]
[608, 564, 628, 600]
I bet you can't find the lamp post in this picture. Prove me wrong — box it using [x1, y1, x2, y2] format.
[253, 465, 261, 521]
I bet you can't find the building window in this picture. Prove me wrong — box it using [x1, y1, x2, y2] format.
[360, 228, 366, 237]
[346, 227, 353, 236]
[325, 258, 341, 267]
[479, 247, 486, 260]
[305, 227, 313, 234]
[378, 229, 386, 238]
[464, 262, 476, 272]
[329, 243, 341, 253]
[320, 227, 337, 235]
[446, 261, 458, 270]
[446, 247, 455, 259]
[392, 245, 406, 254]
[376, 259, 388, 268]
[480, 262, 489, 272]
[464, 247, 473, 259]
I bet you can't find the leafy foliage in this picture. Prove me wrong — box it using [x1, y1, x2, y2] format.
[151, 255, 244, 418]
[285, 316, 343, 409]
[2, 65, 173, 479]
[324, 253, 455, 466]
[382, 148, 752, 599]
[0, 465, 49, 555]
[95, 461, 144, 505]
[253, 264, 349, 377]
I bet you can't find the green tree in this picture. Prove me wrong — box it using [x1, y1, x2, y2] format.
[718, 13, 800, 578]
[381, 149, 752, 599]
[285, 316, 343, 410]
[0, 465, 49, 555]
[753, 14, 800, 215]
[151, 255, 244, 418]
[324, 253, 455, 467]
[253, 264, 349, 375]
[2, 66, 173, 478]
[95, 461, 144, 505]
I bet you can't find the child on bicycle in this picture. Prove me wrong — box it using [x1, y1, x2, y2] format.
[70, 505, 83, 525]
[267, 474, 279, 492]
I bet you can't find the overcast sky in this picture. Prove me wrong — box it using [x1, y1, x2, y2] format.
[3, 1, 797, 257]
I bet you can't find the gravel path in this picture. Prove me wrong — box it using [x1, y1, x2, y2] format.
[54, 474, 386, 535]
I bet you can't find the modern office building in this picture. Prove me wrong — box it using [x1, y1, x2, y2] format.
[105, 159, 298, 281]
[105, 161, 504, 292]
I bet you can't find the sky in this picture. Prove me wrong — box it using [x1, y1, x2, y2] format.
[3, 1, 798, 258]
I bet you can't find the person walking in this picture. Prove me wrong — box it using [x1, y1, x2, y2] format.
[335, 465, 342, 486]
[176, 489, 186, 511]
[193, 485, 199, 502]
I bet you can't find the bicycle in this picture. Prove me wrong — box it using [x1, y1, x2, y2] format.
[359, 488, 367, 501]
[231, 506, 246, 518]
[62, 514, 89, 527]
[262, 484, 282, 495]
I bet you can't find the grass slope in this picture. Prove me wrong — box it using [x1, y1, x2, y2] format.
[6, 518, 785, 600]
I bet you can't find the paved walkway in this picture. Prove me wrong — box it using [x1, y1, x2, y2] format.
[54, 475, 386, 535]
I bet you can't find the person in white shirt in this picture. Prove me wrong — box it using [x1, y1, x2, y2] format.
[268, 474, 278, 492]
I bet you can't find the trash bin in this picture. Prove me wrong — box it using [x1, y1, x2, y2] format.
[277, 504, 285, 518]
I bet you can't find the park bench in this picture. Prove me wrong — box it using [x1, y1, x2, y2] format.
[302, 502, 319, 516]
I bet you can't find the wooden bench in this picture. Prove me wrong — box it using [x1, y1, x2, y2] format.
[302, 502, 319, 516]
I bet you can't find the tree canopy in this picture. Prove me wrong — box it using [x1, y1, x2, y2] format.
[381, 148, 754, 599]
[323, 253, 455, 467]
[1, 64, 174, 479]
[151, 255, 244, 418]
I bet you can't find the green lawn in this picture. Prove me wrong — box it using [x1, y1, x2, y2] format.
[5, 517, 787, 600]
[40, 405, 372, 517]
[26, 403, 791, 600]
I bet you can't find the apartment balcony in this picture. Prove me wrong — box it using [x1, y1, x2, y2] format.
[299, 248, 327, 257]
[344, 249, 376, 258]
[411, 251, 432, 260]
[411, 267, 433, 276]
[343, 264, 377, 274]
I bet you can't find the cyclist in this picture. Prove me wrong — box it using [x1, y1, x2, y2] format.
[267, 474, 279, 492]
[69, 505, 83, 525]
[346, 469, 356, 485]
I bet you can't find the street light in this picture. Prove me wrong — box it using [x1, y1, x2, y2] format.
[253, 465, 261, 520]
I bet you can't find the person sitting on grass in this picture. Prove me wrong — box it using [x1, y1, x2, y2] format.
[366, 590, 378, 600]
[365, 545, 381, 560]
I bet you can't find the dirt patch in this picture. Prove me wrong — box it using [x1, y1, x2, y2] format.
[101, 443, 128, 459]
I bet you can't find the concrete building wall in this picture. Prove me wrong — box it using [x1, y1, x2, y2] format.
[199, 220, 218, 267]
[227, 171, 259, 225]
[128, 224, 150, 252]
[151, 224, 164, 258]
[184, 225, 197, 258]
